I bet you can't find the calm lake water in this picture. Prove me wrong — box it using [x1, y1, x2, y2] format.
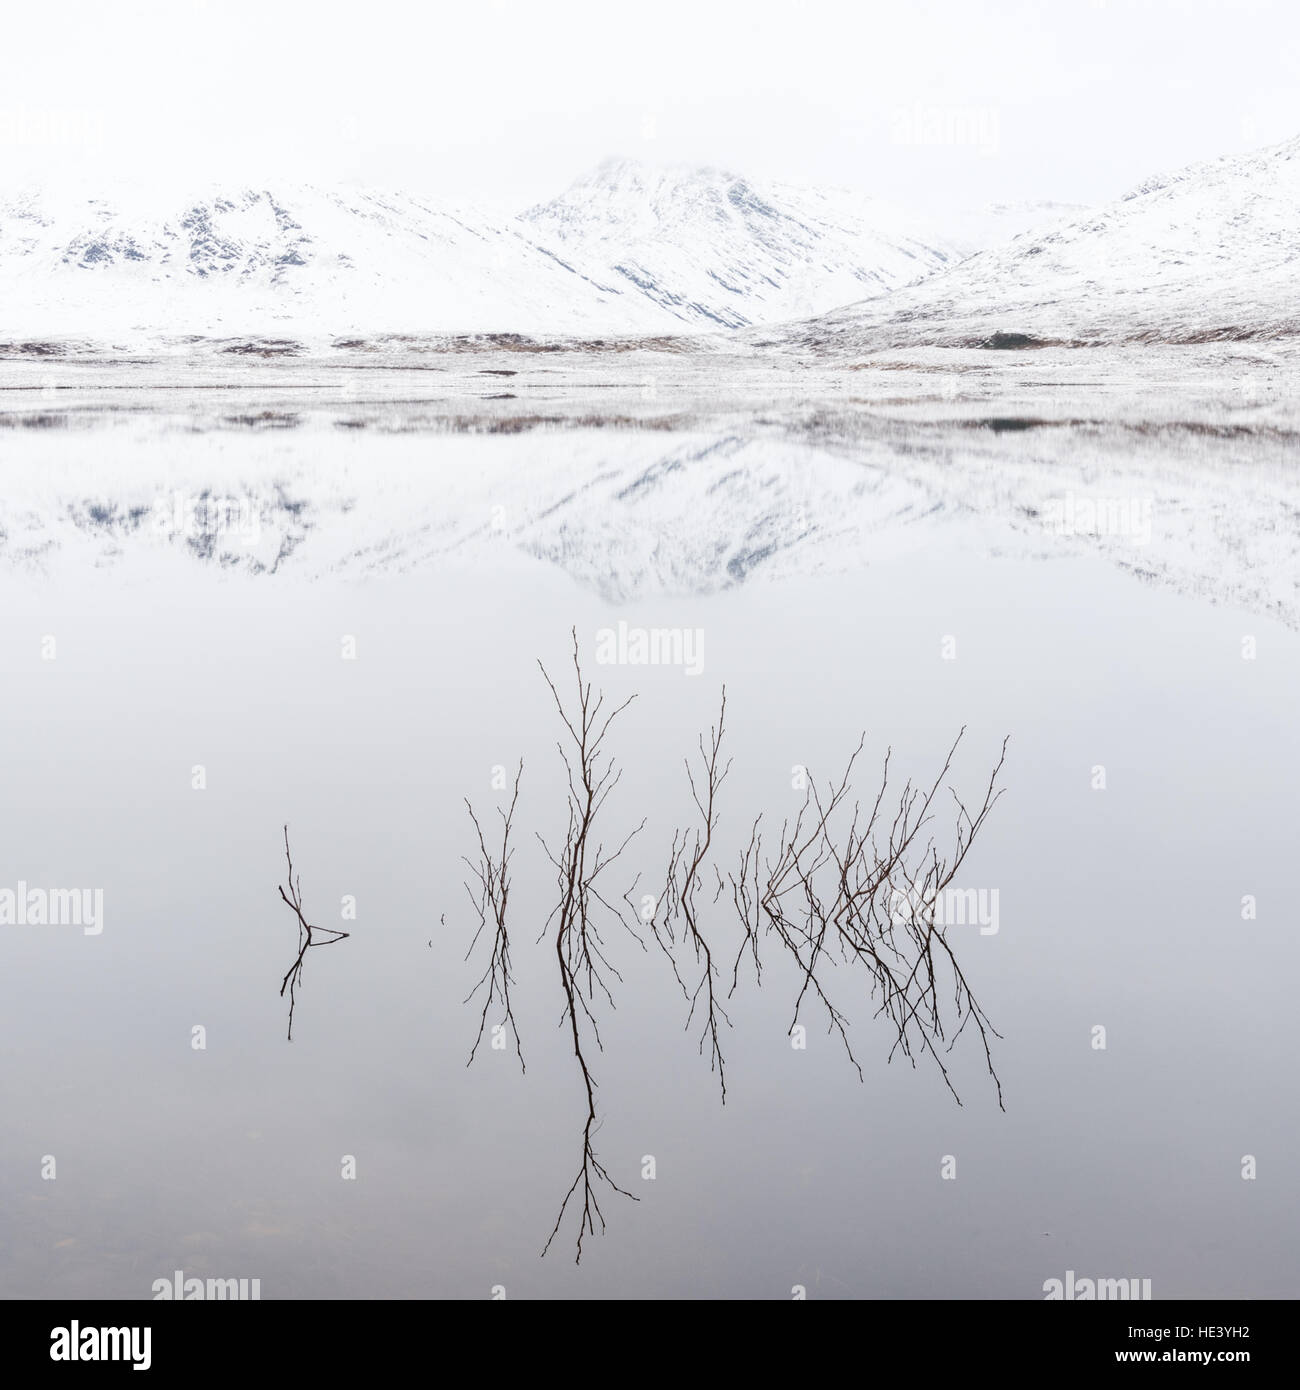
[0, 413, 1297, 1299]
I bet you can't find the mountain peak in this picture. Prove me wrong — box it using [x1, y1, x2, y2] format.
[585, 156, 742, 187]
[523, 161, 958, 328]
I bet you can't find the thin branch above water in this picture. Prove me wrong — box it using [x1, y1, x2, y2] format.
[277, 825, 351, 1042]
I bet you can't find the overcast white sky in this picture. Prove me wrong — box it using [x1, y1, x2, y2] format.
[1, 0, 1296, 215]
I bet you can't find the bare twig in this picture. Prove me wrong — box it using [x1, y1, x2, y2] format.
[463, 760, 526, 1071]
[536, 630, 644, 1262]
[277, 825, 350, 1042]
[652, 688, 733, 1100]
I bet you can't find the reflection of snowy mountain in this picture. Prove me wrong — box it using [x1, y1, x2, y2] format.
[3, 386, 1297, 629]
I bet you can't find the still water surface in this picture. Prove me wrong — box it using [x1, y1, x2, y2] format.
[0, 420, 1296, 1299]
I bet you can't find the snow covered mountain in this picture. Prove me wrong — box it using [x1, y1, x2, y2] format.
[523, 159, 961, 329]
[11, 136, 1289, 347]
[0, 184, 678, 339]
[0, 168, 965, 340]
[781, 135, 1300, 352]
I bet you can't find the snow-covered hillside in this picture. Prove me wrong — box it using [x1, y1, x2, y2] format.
[942, 200, 1091, 256]
[0, 168, 965, 340]
[782, 135, 1300, 351]
[7, 136, 1294, 345]
[524, 158, 960, 328]
[0, 184, 677, 338]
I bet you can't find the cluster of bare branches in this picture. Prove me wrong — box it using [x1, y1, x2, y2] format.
[460, 635, 1009, 1261]
[462, 633, 648, 1263]
[277, 825, 351, 1041]
[727, 729, 1009, 1110]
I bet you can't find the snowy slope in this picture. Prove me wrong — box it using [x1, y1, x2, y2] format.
[0, 184, 679, 338]
[523, 159, 961, 328]
[782, 135, 1300, 351]
[942, 200, 1091, 256]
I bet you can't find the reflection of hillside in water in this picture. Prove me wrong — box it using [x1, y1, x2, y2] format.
[1, 399, 1296, 627]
